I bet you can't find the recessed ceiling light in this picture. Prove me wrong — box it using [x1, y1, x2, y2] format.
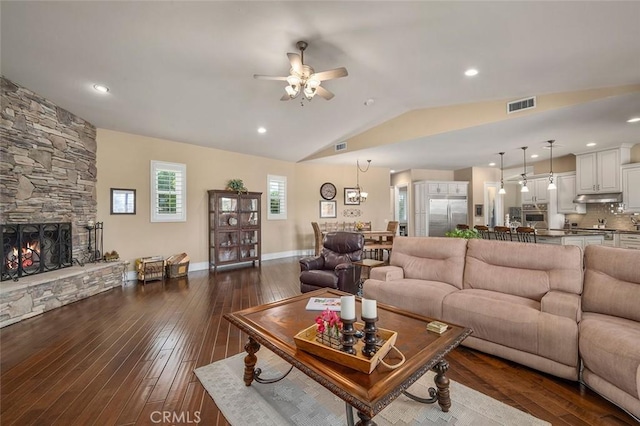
[257, 127, 267, 134]
[364, 98, 375, 106]
[531, 154, 539, 158]
[464, 68, 478, 77]
[390, 169, 396, 174]
[93, 84, 109, 93]
[627, 117, 640, 123]
[488, 162, 496, 167]
[586, 142, 597, 147]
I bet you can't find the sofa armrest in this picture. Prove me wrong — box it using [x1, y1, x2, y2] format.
[541, 291, 581, 322]
[299, 256, 324, 271]
[370, 266, 404, 281]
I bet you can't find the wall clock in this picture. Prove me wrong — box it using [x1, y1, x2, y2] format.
[320, 182, 337, 200]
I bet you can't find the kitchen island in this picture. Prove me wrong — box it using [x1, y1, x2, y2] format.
[535, 229, 604, 248]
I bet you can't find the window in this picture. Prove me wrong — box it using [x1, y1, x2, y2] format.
[151, 161, 186, 222]
[267, 175, 287, 220]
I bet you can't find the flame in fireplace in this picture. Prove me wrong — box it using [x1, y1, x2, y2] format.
[6, 240, 41, 270]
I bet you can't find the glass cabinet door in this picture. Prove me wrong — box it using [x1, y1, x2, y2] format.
[218, 196, 238, 228]
[216, 231, 238, 262]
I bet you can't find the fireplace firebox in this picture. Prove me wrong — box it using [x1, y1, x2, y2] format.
[1, 223, 72, 282]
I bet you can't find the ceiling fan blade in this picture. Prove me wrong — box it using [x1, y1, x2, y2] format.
[311, 67, 348, 81]
[253, 74, 288, 81]
[315, 86, 335, 100]
[280, 93, 292, 101]
[287, 53, 303, 75]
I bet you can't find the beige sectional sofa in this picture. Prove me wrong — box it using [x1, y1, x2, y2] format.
[363, 237, 640, 418]
[580, 245, 640, 418]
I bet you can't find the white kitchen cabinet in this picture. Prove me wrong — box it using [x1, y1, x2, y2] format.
[576, 147, 630, 194]
[521, 178, 548, 204]
[427, 181, 468, 196]
[619, 234, 640, 250]
[622, 163, 640, 213]
[557, 173, 586, 214]
[447, 183, 467, 196]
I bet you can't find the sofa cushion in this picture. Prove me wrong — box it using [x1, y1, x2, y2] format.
[443, 289, 579, 366]
[389, 237, 467, 289]
[583, 245, 640, 322]
[364, 278, 458, 319]
[464, 240, 583, 301]
[580, 312, 640, 399]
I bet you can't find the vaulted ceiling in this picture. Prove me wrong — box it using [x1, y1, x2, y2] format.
[2, 1, 639, 171]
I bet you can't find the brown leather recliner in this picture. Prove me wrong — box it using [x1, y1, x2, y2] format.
[300, 232, 364, 294]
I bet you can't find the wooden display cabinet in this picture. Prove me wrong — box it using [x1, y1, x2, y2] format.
[208, 190, 261, 271]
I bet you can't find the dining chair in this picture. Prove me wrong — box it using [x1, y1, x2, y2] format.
[474, 225, 491, 240]
[456, 224, 470, 230]
[516, 227, 537, 243]
[311, 222, 323, 256]
[493, 226, 513, 241]
[382, 221, 399, 260]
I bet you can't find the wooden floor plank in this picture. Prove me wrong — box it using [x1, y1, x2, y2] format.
[0, 258, 636, 426]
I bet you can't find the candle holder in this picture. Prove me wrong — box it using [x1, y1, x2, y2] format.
[340, 318, 357, 355]
[361, 316, 378, 357]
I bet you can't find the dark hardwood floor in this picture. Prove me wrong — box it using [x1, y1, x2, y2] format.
[0, 257, 636, 425]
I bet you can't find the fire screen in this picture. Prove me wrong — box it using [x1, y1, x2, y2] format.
[1, 223, 72, 281]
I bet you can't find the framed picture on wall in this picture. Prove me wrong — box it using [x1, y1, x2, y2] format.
[319, 200, 337, 218]
[344, 188, 360, 205]
[110, 188, 136, 214]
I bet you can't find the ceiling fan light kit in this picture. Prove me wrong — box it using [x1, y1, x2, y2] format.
[254, 40, 348, 104]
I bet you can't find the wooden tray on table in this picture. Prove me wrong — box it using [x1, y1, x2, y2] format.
[294, 323, 398, 374]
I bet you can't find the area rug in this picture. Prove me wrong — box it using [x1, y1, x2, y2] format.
[195, 350, 550, 426]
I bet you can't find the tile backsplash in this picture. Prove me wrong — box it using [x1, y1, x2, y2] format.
[565, 204, 638, 230]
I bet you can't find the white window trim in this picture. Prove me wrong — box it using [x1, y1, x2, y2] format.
[150, 160, 187, 222]
[267, 174, 287, 220]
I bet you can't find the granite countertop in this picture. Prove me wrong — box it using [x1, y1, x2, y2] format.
[537, 230, 608, 238]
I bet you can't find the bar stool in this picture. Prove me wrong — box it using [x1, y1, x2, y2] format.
[516, 227, 537, 243]
[474, 225, 491, 240]
[493, 226, 513, 241]
[456, 224, 469, 230]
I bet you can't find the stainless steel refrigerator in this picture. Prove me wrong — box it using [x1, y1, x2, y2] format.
[428, 196, 468, 237]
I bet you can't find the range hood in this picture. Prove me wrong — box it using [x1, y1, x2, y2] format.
[573, 193, 623, 203]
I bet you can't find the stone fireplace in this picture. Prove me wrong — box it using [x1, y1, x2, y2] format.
[0, 76, 124, 327]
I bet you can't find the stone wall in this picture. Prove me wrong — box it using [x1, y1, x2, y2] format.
[0, 76, 97, 261]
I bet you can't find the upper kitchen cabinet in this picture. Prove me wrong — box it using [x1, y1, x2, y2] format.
[576, 147, 631, 194]
[622, 163, 640, 213]
[557, 172, 586, 214]
[521, 178, 549, 204]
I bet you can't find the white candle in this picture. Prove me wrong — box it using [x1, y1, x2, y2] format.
[87, 220, 94, 228]
[362, 298, 377, 319]
[340, 295, 356, 320]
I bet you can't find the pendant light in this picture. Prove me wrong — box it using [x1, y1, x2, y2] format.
[498, 152, 506, 194]
[520, 147, 529, 193]
[547, 139, 557, 190]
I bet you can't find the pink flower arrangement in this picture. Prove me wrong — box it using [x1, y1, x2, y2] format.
[315, 309, 342, 338]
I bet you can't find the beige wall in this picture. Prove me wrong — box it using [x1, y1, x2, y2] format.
[632, 144, 640, 163]
[96, 129, 390, 271]
[532, 154, 577, 175]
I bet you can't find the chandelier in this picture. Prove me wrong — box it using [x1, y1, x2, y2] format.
[346, 160, 371, 203]
[498, 152, 506, 195]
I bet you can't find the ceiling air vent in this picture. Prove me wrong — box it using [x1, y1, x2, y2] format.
[335, 142, 348, 152]
[507, 96, 536, 114]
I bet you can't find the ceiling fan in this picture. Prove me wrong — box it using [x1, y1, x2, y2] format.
[254, 41, 348, 102]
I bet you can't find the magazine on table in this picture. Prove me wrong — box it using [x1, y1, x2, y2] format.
[305, 297, 341, 311]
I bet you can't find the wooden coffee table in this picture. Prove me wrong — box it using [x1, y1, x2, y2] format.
[224, 289, 472, 425]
